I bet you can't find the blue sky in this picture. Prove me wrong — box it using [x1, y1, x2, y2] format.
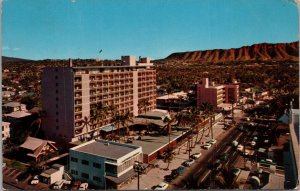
[2, 0, 299, 60]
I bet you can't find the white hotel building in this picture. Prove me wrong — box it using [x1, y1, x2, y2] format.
[41, 56, 156, 143]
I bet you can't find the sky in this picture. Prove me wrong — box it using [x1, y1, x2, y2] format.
[2, 0, 299, 60]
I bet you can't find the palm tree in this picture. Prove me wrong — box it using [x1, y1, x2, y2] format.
[120, 110, 133, 141]
[138, 99, 151, 132]
[163, 148, 175, 170]
[30, 109, 46, 137]
[111, 112, 123, 143]
[199, 102, 214, 139]
[138, 98, 151, 114]
[81, 116, 92, 141]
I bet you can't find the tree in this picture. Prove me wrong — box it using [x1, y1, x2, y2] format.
[138, 98, 151, 114]
[120, 110, 133, 141]
[163, 148, 175, 170]
[80, 116, 92, 141]
[199, 102, 214, 139]
[30, 110, 46, 137]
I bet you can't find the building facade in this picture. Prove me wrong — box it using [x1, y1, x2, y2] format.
[197, 78, 239, 108]
[69, 140, 143, 189]
[41, 56, 156, 143]
[2, 122, 10, 141]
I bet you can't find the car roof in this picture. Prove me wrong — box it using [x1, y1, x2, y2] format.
[159, 182, 166, 186]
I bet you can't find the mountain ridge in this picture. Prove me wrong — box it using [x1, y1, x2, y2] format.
[164, 41, 299, 63]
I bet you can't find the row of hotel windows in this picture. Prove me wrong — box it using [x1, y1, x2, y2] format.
[71, 157, 101, 168]
[70, 170, 102, 182]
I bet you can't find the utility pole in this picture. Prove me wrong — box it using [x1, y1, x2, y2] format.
[134, 161, 145, 190]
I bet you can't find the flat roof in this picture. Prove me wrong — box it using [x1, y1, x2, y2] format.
[128, 130, 188, 155]
[4, 111, 31, 118]
[71, 140, 140, 160]
[138, 111, 169, 120]
[3, 102, 23, 107]
[42, 168, 59, 175]
[157, 91, 187, 100]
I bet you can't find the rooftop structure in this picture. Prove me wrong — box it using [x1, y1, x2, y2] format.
[3, 102, 26, 108]
[41, 55, 156, 143]
[197, 78, 239, 108]
[69, 140, 142, 188]
[19, 136, 58, 162]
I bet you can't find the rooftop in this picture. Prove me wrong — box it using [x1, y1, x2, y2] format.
[2, 122, 10, 126]
[156, 91, 187, 100]
[128, 130, 189, 155]
[20, 136, 56, 151]
[3, 102, 23, 107]
[4, 111, 31, 118]
[71, 140, 141, 160]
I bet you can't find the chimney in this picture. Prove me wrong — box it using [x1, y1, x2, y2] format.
[69, 58, 73, 67]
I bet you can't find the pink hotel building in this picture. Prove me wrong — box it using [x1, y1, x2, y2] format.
[197, 78, 239, 108]
[41, 56, 156, 143]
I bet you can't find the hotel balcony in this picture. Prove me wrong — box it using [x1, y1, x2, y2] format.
[75, 107, 82, 113]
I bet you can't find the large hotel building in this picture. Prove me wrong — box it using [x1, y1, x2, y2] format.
[197, 78, 239, 108]
[41, 56, 156, 143]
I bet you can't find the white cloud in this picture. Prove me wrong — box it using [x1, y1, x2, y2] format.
[71, 0, 76, 3]
[13, 47, 21, 51]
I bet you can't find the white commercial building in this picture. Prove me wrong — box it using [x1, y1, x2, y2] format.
[69, 140, 142, 189]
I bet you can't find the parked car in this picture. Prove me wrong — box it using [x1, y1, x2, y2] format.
[220, 153, 229, 161]
[237, 144, 244, 152]
[191, 153, 202, 159]
[232, 168, 241, 176]
[30, 175, 39, 185]
[53, 180, 66, 190]
[154, 182, 169, 190]
[164, 175, 173, 183]
[79, 183, 88, 190]
[208, 161, 222, 171]
[207, 139, 217, 145]
[182, 159, 195, 167]
[242, 117, 250, 122]
[203, 143, 212, 150]
[176, 166, 186, 175]
[71, 180, 81, 190]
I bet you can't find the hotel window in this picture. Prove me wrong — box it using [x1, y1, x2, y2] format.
[71, 157, 78, 163]
[71, 169, 78, 175]
[93, 176, 101, 182]
[81, 173, 89, 179]
[93, 162, 101, 169]
[82, 160, 89, 166]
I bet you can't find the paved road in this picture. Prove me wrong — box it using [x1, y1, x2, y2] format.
[169, 108, 246, 189]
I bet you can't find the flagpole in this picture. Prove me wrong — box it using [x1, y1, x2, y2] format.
[99, 49, 103, 66]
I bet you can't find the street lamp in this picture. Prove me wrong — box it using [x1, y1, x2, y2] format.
[133, 161, 145, 190]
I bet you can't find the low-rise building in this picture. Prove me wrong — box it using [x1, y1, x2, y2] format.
[40, 164, 65, 184]
[69, 140, 142, 189]
[2, 122, 11, 141]
[197, 78, 239, 108]
[19, 136, 58, 162]
[3, 102, 27, 113]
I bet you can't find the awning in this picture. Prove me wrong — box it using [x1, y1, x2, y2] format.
[105, 169, 134, 184]
[101, 125, 117, 132]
